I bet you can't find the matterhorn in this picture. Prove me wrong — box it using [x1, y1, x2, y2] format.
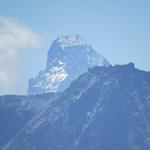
[28, 35, 109, 94]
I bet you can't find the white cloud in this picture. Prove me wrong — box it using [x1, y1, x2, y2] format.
[0, 16, 42, 95]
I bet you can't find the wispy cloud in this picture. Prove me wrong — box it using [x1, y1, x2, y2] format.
[0, 16, 41, 94]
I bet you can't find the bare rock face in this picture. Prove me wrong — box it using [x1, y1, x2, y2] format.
[0, 93, 57, 149]
[5, 63, 150, 150]
[28, 35, 110, 95]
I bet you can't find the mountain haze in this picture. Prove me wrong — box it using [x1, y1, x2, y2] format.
[3, 63, 150, 150]
[0, 93, 57, 149]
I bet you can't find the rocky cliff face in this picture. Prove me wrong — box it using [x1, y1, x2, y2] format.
[28, 35, 109, 94]
[4, 63, 150, 150]
[0, 93, 57, 149]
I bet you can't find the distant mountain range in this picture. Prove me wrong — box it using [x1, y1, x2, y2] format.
[28, 35, 109, 95]
[1, 63, 150, 150]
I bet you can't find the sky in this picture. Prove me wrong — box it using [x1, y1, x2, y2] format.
[0, 0, 150, 95]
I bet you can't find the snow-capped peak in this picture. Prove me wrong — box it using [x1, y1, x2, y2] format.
[28, 35, 110, 95]
[55, 35, 87, 49]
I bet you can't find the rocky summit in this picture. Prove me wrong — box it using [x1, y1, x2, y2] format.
[3, 63, 150, 150]
[28, 35, 110, 95]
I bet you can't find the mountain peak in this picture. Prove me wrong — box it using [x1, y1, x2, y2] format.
[28, 35, 110, 95]
[54, 35, 87, 49]
[5, 64, 150, 150]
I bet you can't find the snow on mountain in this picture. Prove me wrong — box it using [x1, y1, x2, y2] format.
[4, 63, 150, 150]
[28, 35, 110, 95]
[55, 35, 87, 49]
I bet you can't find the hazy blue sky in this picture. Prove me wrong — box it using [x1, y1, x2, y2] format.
[0, 0, 150, 94]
